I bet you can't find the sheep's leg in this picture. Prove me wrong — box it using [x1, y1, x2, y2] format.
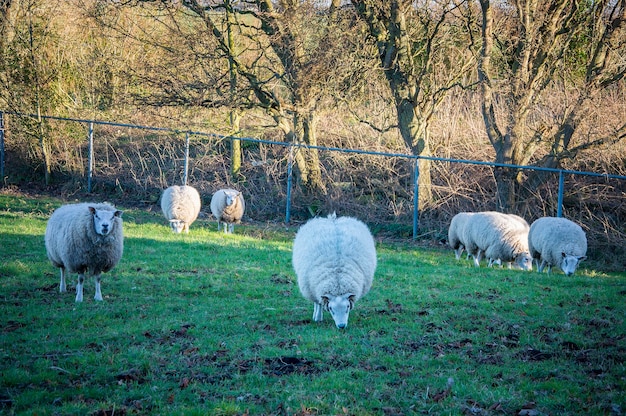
[537, 259, 546, 273]
[488, 258, 502, 268]
[94, 274, 103, 301]
[313, 302, 323, 322]
[59, 267, 67, 293]
[228, 223, 234, 234]
[75, 274, 85, 302]
[473, 250, 483, 267]
[454, 246, 464, 260]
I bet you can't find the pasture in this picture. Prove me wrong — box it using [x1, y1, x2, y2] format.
[1, 193, 625, 415]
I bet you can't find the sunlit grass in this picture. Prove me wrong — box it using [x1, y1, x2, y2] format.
[1, 193, 625, 415]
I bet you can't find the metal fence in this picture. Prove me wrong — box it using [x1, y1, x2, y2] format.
[1, 110, 625, 241]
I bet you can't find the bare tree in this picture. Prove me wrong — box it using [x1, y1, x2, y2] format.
[478, 0, 626, 211]
[352, 0, 477, 210]
[94, 0, 362, 194]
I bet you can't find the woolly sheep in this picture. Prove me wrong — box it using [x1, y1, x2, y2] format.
[161, 185, 202, 233]
[463, 211, 533, 270]
[486, 214, 533, 269]
[292, 213, 377, 329]
[528, 217, 587, 276]
[448, 212, 476, 260]
[45, 202, 124, 302]
[210, 188, 245, 234]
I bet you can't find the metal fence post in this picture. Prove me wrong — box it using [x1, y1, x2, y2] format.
[285, 143, 294, 224]
[413, 157, 419, 239]
[183, 132, 190, 186]
[557, 170, 564, 217]
[87, 122, 94, 193]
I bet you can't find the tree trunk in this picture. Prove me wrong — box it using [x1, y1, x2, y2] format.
[226, 1, 242, 180]
[479, 0, 513, 211]
[275, 113, 310, 190]
[302, 111, 325, 194]
[229, 110, 242, 179]
[396, 100, 432, 208]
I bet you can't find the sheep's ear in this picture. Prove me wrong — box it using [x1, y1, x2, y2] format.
[561, 252, 567, 258]
[578, 256, 587, 261]
[347, 294, 355, 309]
[321, 296, 330, 308]
[88, 206, 96, 215]
[114, 210, 123, 218]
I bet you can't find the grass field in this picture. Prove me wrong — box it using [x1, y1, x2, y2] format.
[1, 192, 625, 415]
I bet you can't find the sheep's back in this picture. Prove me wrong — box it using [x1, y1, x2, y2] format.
[161, 186, 201, 223]
[529, 217, 587, 265]
[465, 212, 529, 260]
[465, 212, 503, 251]
[293, 215, 376, 303]
[488, 214, 530, 260]
[448, 212, 474, 249]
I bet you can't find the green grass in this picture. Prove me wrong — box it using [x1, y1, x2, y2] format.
[1, 192, 625, 415]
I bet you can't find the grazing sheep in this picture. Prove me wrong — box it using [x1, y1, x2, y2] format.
[45, 203, 124, 302]
[528, 217, 587, 276]
[210, 189, 245, 234]
[292, 213, 377, 329]
[463, 211, 533, 270]
[160, 185, 202, 233]
[448, 212, 476, 260]
[486, 214, 533, 269]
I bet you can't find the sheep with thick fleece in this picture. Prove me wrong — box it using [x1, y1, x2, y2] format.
[292, 213, 377, 329]
[486, 214, 533, 269]
[463, 211, 532, 270]
[45, 202, 123, 302]
[161, 185, 201, 233]
[528, 217, 587, 276]
[448, 212, 476, 260]
[210, 188, 245, 234]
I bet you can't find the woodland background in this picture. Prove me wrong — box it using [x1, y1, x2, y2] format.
[0, 0, 624, 270]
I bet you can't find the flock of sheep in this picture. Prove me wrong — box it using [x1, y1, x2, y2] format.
[43, 185, 588, 329]
[448, 211, 587, 275]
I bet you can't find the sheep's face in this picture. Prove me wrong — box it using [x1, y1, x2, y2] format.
[225, 191, 241, 207]
[322, 294, 355, 329]
[515, 252, 533, 271]
[89, 207, 122, 236]
[560, 253, 587, 276]
[169, 219, 185, 233]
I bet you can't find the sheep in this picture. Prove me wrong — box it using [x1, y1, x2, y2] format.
[160, 185, 202, 233]
[44, 202, 124, 302]
[448, 212, 476, 260]
[292, 213, 377, 329]
[486, 213, 533, 269]
[528, 217, 587, 276]
[210, 188, 245, 234]
[463, 211, 533, 270]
